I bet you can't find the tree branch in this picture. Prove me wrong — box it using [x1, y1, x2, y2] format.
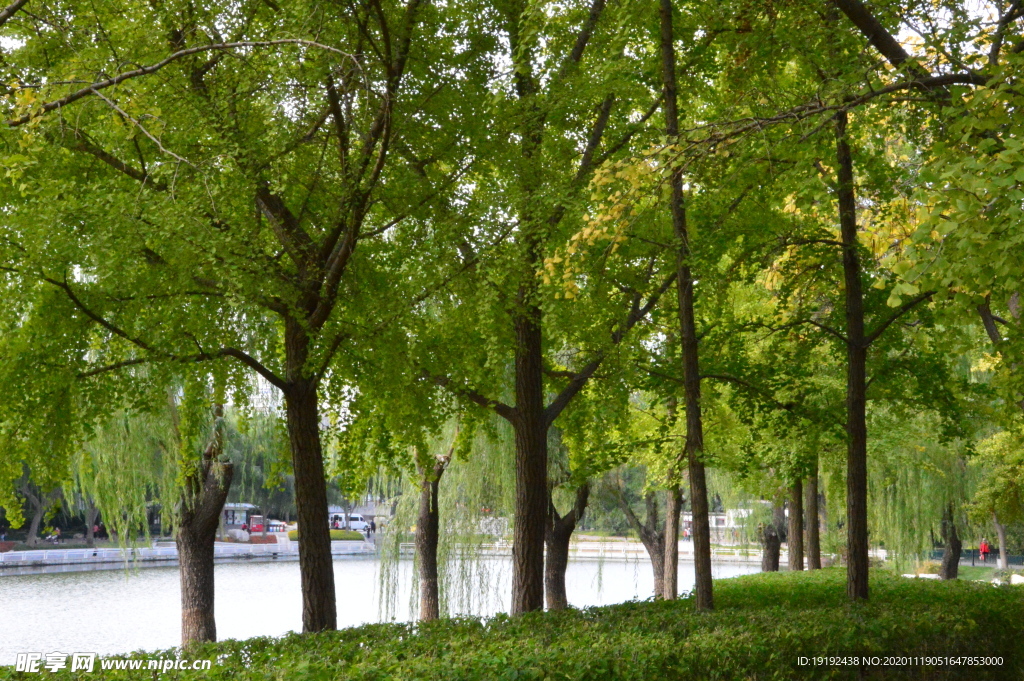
[806, 319, 849, 344]
[978, 298, 1004, 346]
[47, 274, 154, 352]
[863, 290, 934, 347]
[0, 0, 27, 28]
[43, 275, 287, 389]
[69, 131, 168, 190]
[311, 2, 427, 330]
[595, 95, 663, 167]
[831, 0, 929, 77]
[555, 0, 607, 83]
[218, 348, 288, 391]
[989, 0, 1024, 66]
[255, 185, 317, 279]
[574, 94, 614, 183]
[77, 358, 149, 378]
[544, 272, 677, 428]
[428, 372, 515, 422]
[5, 40, 357, 127]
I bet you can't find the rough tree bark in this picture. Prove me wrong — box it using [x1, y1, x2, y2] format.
[788, 478, 804, 571]
[618, 488, 669, 597]
[177, 404, 233, 647]
[939, 503, 961, 580]
[835, 110, 870, 601]
[416, 444, 452, 622]
[662, 485, 682, 600]
[283, 375, 336, 632]
[994, 514, 1009, 570]
[805, 463, 822, 570]
[510, 310, 548, 615]
[545, 483, 590, 610]
[661, 0, 713, 612]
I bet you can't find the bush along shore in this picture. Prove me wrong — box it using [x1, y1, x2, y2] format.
[8, 569, 1023, 680]
[286, 529, 366, 542]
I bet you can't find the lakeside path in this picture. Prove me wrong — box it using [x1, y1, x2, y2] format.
[0, 537, 373, 575]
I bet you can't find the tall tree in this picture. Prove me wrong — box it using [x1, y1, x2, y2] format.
[420, 0, 670, 614]
[0, 0, 484, 631]
[660, 0, 713, 611]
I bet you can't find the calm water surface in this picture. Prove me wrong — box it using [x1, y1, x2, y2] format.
[0, 557, 758, 664]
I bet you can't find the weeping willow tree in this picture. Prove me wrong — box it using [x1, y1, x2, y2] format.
[867, 408, 977, 575]
[71, 409, 172, 550]
[377, 416, 515, 622]
[70, 375, 281, 645]
[224, 408, 295, 524]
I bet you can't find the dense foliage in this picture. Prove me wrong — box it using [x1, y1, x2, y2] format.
[2, 0, 1024, 647]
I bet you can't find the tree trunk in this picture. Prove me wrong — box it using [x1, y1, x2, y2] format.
[994, 514, 1009, 570]
[836, 111, 870, 601]
[19, 480, 59, 547]
[545, 483, 589, 611]
[283, 378, 336, 632]
[662, 486, 682, 600]
[416, 457, 446, 621]
[85, 501, 99, 549]
[177, 405, 233, 647]
[788, 478, 804, 571]
[805, 463, 821, 570]
[618, 488, 665, 597]
[939, 504, 961, 580]
[761, 521, 781, 572]
[24, 492, 45, 547]
[661, 0, 713, 612]
[510, 310, 547, 615]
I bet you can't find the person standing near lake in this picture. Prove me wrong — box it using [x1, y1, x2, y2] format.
[980, 538, 990, 562]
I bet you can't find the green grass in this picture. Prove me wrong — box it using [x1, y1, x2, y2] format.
[10, 569, 1023, 680]
[958, 566, 996, 581]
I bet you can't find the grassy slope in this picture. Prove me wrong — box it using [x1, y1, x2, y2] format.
[8, 569, 1023, 680]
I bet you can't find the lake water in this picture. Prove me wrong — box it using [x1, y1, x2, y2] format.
[0, 556, 758, 664]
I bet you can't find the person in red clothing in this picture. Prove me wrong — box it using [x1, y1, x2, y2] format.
[980, 538, 990, 562]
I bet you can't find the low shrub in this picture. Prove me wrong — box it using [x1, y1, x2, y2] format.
[247, 535, 278, 545]
[16, 569, 1024, 680]
[286, 529, 364, 541]
[331, 530, 364, 541]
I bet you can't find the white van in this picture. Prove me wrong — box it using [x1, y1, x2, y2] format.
[329, 514, 368, 532]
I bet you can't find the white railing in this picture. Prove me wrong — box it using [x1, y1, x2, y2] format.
[0, 539, 374, 567]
